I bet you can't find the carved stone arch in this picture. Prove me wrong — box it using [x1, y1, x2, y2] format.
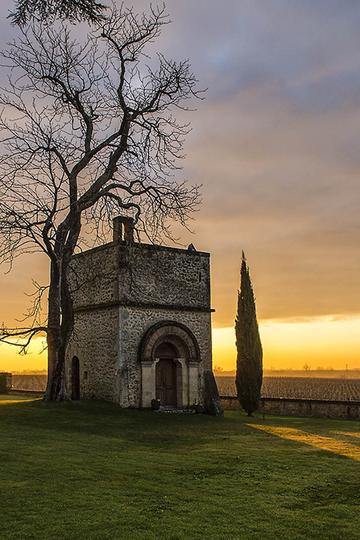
[138, 320, 201, 363]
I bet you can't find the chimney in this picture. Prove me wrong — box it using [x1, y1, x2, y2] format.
[113, 216, 134, 243]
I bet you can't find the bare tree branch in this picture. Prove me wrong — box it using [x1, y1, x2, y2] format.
[0, 325, 47, 354]
[0, 4, 203, 400]
[9, 0, 107, 26]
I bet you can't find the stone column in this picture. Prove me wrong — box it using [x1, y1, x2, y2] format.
[188, 362, 200, 406]
[176, 358, 187, 407]
[141, 361, 155, 408]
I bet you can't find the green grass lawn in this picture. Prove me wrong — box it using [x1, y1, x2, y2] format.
[1, 395, 359, 540]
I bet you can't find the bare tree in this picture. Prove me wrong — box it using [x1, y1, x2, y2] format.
[0, 4, 202, 400]
[9, 0, 107, 25]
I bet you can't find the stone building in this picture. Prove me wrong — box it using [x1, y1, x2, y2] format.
[66, 216, 219, 411]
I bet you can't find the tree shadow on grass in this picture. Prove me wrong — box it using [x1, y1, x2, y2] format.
[0, 398, 248, 452]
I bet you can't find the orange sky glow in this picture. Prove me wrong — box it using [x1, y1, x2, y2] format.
[0, 0, 360, 373]
[1, 315, 359, 373]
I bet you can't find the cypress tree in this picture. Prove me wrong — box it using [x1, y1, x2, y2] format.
[235, 252, 263, 416]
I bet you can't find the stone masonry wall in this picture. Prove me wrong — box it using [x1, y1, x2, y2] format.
[70, 241, 211, 311]
[117, 243, 210, 309]
[66, 236, 213, 405]
[220, 396, 360, 420]
[70, 243, 118, 309]
[66, 307, 118, 401]
[117, 306, 212, 407]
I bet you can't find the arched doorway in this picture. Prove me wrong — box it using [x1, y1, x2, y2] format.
[155, 342, 178, 407]
[138, 321, 201, 408]
[71, 356, 80, 400]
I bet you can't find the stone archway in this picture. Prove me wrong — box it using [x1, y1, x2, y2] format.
[138, 321, 201, 408]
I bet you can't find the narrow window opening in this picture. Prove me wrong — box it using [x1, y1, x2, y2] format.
[71, 356, 80, 400]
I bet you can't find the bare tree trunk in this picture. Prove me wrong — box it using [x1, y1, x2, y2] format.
[46, 258, 72, 401]
[45, 260, 61, 399]
[54, 261, 74, 400]
[46, 218, 80, 401]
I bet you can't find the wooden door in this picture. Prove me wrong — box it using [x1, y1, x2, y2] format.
[71, 356, 80, 400]
[156, 359, 177, 406]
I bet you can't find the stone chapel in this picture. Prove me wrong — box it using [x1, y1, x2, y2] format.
[65, 216, 219, 411]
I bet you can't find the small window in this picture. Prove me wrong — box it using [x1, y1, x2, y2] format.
[84, 371, 88, 380]
[198, 272, 202, 282]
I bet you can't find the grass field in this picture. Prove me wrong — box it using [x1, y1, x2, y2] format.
[1, 396, 360, 540]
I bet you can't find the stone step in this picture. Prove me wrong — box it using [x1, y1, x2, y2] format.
[155, 406, 196, 414]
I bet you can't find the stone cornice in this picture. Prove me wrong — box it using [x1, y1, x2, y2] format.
[74, 300, 215, 314]
[72, 240, 210, 259]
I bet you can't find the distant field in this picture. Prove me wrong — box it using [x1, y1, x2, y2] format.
[11, 374, 360, 401]
[217, 376, 360, 401]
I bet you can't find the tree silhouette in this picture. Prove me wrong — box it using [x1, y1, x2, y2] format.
[235, 252, 263, 415]
[0, 4, 202, 400]
[9, 0, 107, 25]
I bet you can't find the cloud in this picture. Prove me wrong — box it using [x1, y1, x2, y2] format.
[178, 86, 360, 324]
[0, 0, 359, 331]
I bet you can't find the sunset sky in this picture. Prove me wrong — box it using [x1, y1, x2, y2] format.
[0, 0, 359, 372]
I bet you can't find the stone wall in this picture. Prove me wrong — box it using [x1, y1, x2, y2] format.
[220, 396, 360, 420]
[70, 240, 210, 311]
[66, 306, 119, 402]
[70, 243, 118, 308]
[0, 373, 12, 394]
[66, 234, 213, 407]
[117, 243, 210, 309]
[117, 306, 212, 407]
[66, 304, 212, 406]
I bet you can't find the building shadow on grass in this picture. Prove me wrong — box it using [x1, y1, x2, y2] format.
[0, 397, 241, 451]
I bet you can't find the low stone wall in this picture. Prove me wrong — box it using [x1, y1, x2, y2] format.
[220, 396, 360, 420]
[0, 373, 12, 394]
